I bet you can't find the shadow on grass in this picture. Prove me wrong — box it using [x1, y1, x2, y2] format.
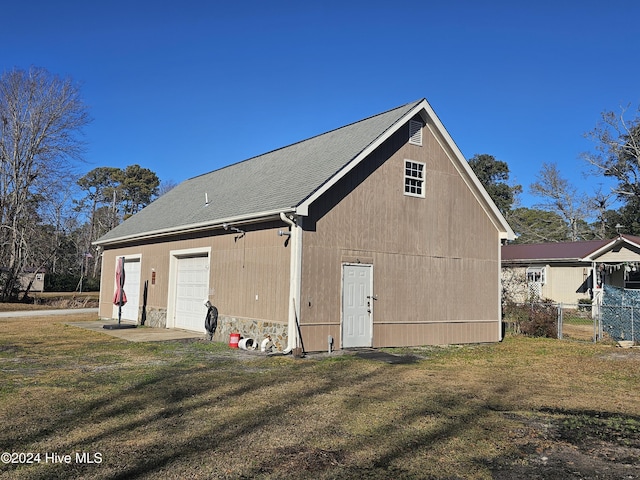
[1, 335, 639, 479]
[0, 347, 495, 479]
[353, 349, 421, 364]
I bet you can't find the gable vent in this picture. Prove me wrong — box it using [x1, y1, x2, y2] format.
[409, 120, 423, 146]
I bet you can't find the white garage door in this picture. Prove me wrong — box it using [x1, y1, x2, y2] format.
[113, 257, 141, 322]
[174, 255, 209, 332]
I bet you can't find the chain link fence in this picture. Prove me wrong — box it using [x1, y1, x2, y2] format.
[599, 304, 639, 344]
[503, 301, 637, 344]
[503, 302, 603, 342]
[556, 303, 600, 342]
[504, 284, 640, 344]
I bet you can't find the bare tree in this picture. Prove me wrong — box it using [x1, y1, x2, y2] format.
[158, 179, 177, 196]
[0, 67, 90, 300]
[529, 162, 589, 242]
[76, 167, 121, 279]
[583, 104, 640, 199]
[501, 267, 528, 305]
[588, 186, 616, 239]
[507, 207, 570, 243]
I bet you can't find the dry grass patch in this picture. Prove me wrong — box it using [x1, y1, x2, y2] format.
[1, 315, 639, 479]
[0, 293, 99, 311]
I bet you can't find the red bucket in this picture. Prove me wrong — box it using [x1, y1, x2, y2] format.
[229, 333, 240, 349]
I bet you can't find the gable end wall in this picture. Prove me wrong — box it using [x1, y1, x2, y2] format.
[300, 116, 501, 351]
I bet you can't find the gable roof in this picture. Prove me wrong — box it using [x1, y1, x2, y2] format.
[502, 234, 640, 264]
[95, 99, 514, 246]
[502, 240, 610, 263]
[581, 234, 640, 261]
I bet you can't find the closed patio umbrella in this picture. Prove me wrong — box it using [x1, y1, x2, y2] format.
[113, 256, 127, 325]
[104, 257, 136, 330]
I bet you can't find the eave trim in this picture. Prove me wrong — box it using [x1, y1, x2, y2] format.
[93, 208, 294, 247]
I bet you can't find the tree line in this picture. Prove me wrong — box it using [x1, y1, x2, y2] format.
[0, 67, 166, 301]
[469, 103, 640, 243]
[1, 66, 638, 299]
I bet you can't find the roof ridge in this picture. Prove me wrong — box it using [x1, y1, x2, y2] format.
[188, 99, 423, 181]
[98, 97, 473, 246]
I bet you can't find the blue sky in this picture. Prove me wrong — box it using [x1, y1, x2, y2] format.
[2, 1, 639, 211]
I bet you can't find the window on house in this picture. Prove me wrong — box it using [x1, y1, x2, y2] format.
[409, 120, 423, 146]
[526, 266, 546, 284]
[404, 160, 425, 197]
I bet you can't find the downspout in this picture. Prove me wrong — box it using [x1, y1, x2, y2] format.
[498, 240, 504, 342]
[98, 247, 106, 319]
[280, 212, 302, 354]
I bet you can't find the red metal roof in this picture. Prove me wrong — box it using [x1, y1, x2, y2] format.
[501, 235, 640, 262]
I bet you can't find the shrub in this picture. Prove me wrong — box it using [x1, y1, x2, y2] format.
[82, 277, 101, 291]
[577, 297, 592, 311]
[502, 301, 527, 334]
[503, 299, 558, 338]
[45, 274, 100, 292]
[45, 274, 78, 292]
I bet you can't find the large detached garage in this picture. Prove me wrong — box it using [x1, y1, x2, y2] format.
[94, 99, 514, 352]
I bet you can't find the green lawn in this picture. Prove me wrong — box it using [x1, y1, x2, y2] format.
[0, 313, 639, 479]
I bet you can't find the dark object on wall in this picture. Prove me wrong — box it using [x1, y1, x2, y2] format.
[141, 280, 148, 325]
[204, 300, 218, 341]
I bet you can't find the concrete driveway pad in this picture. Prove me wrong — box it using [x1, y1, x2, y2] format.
[66, 320, 204, 342]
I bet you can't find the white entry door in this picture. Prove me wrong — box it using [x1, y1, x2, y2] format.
[174, 255, 210, 332]
[113, 257, 141, 322]
[342, 264, 373, 348]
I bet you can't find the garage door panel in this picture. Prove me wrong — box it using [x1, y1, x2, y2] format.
[174, 255, 209, 332]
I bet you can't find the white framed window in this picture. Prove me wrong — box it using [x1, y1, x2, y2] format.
[404, 160, 425, 198]
[409, 120, 423, 146]
[526, 266, 546, 285]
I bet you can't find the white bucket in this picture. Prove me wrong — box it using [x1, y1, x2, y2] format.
[238, 338, 255, 350]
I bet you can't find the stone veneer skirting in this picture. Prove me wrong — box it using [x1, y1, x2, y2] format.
[118, 307, 289, 352]
[212, 315, 288, 351]
[141, 307, 167, 329]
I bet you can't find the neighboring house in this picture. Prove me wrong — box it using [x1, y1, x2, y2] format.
[94, 99, 514, 352]
[20, 268, 46, 293]
[501, 234, 640, 304]
[0, 267, 46, 293]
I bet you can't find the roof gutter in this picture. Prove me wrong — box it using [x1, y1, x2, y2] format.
[502, 257, 586, 265]
[93, 208, 295, 247]
[280, 212, 303, 355]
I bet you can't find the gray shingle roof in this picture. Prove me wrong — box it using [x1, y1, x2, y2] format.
[96, 100, 423, 245]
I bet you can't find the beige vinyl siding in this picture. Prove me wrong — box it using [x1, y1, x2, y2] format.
[596, 243, 640, 262]
[543, 265, 590, 304]
[300, 116, 501, 351]
[502, 264, 591, 305]
[99, 221, 290, 326]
